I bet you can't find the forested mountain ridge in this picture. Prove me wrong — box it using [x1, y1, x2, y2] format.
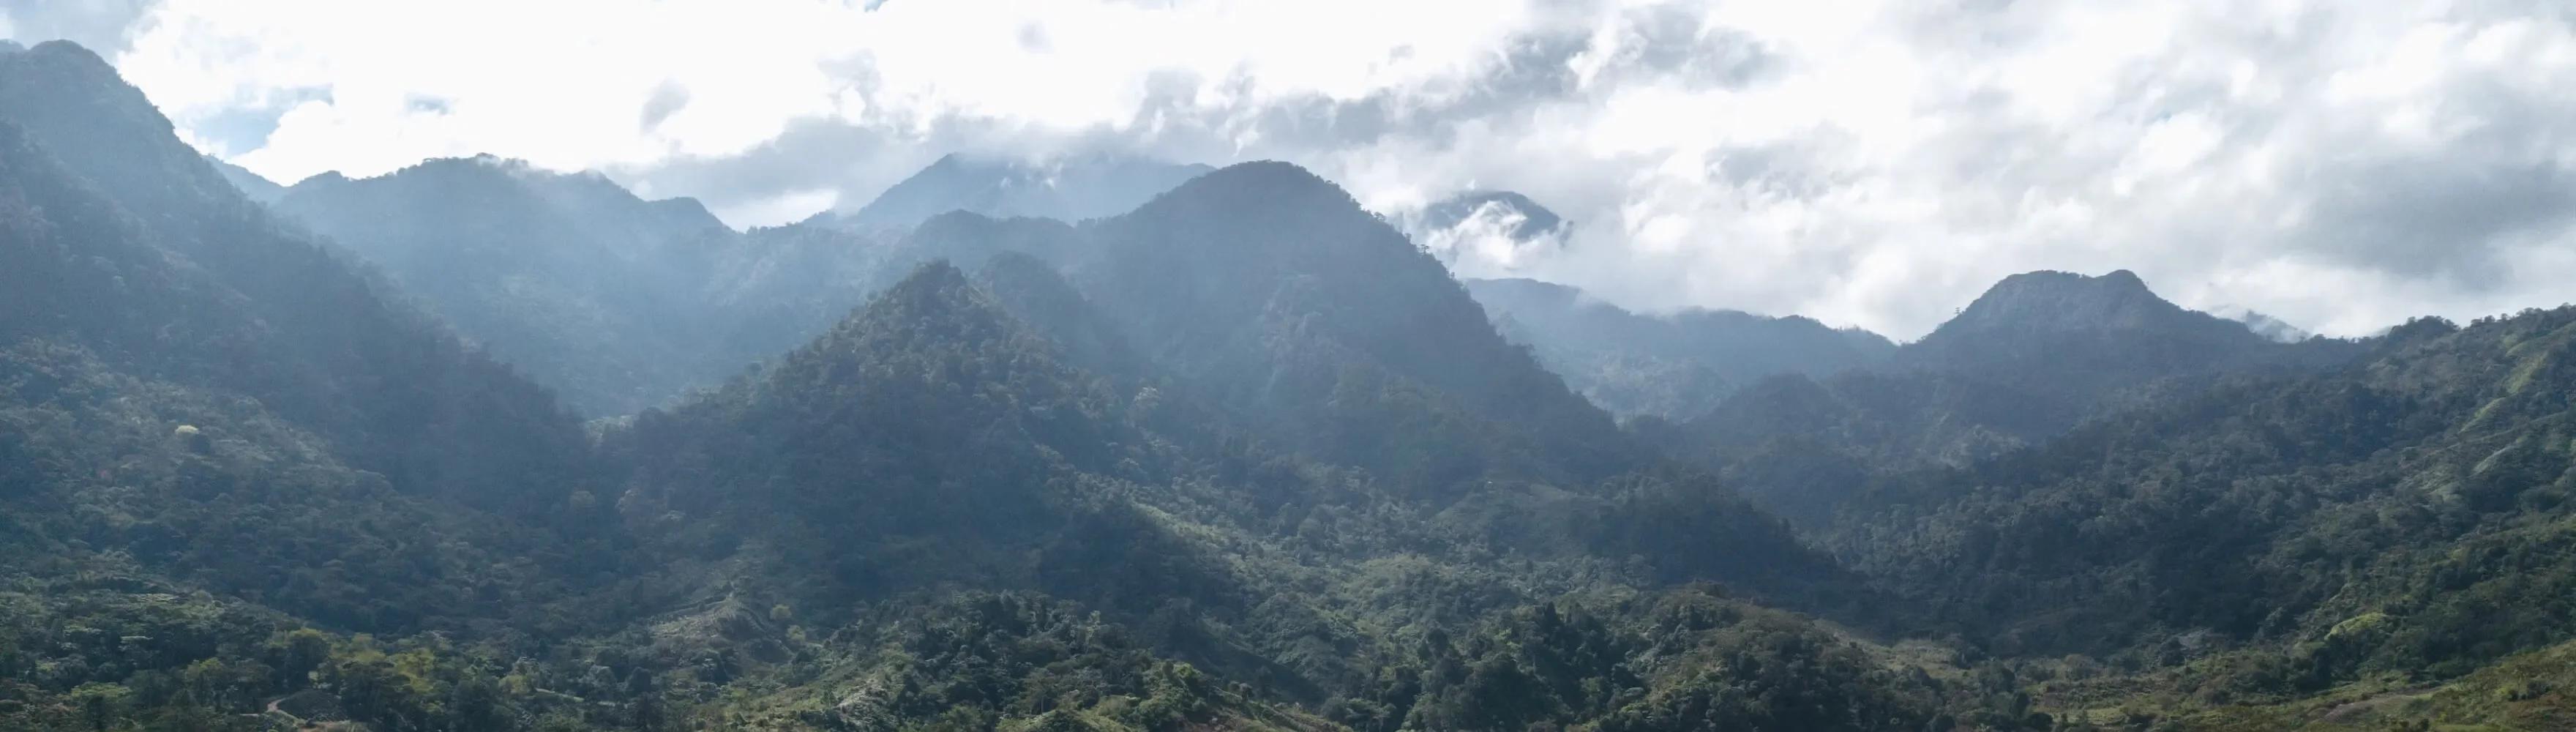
[12, 35, 2576, 732]
[0, 41, 1973, 732]
[591, 260, 1961, 731]
[236, 150, 1208, 417]
[271, 155, 737, 416]
[252, 149, 1173, 417]
[1671, 269, 2370, 526]
[828, 162, 1650, 495]
[203, 155, 284, 203]
[0, 40, 595, 515]
[0, 40, 658, 731]
[1833, 309, 2576, 662]
[1896, 269, 2353, 405]
[1063, 162, 1644, 492]
[811, 152, 1212, 231]
[1466, 277, 1897, 422]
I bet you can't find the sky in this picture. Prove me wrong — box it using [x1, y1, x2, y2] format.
[5, 0, 2576, 340]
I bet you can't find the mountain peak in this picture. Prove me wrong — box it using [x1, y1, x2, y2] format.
[1, 38, 183, 144]
[0, 37, 256, 244]
[284, 154, 728, 239]
[1421, 190, 1567, 241]
[1989, 268, 2147, 293]
[22, 40, 116, 75]
[1940, 269, 2179, 336]
[818, 260, 1003, 346]
[887, 258, 974, 295]
[834, 151, 1211, 230]
[1134, 160, 1358, 223]
[1902, 268, 2285, 395]
[292, 170, 351, 186]
[1192, 160, 1337, 193]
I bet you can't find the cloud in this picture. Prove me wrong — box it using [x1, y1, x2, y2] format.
[0, 0, 153, 51]
[638, 81, 689, 131]
[1333, 0, 2576, 340]
[13, 0, 2576, 339]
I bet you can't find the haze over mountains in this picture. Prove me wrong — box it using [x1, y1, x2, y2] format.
[12, 37, 2576, 732]
[1466, 276, 1895, 422]
[806, 153, 1214, 231]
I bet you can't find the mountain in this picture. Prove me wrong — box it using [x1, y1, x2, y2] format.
[0, 45, 1929, 730]
[1824, 307, 2576, 715]
[265, 152, 1051, 417]
[20, 37, 2576, 732]
[0, 40, 640, 731]
[0, 40, 594, 514]
[1693, 269, 2360, 457]
[817, 152, 1213, 231]
[269, 154, 736, 415]
[1066, 163, 1647, 491]
[1419, 190, 1566, 242]
[1673, 269, 2366, 527]
[827, 163, 1648, 493]
[203, 154, 285, 203]
[1466, 277, 1896, 421]
[1898, 269, 2299, 397]
[1404, 190, 1572, 276]
[2234, 308, 2315, 343]
[610, 262, 1205, 605]
[599, 261, 1920, 729]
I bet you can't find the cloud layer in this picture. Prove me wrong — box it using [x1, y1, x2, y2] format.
[11, 0, 2576, 339]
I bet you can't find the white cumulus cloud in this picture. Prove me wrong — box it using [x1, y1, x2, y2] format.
[7, 0, 2574, 339]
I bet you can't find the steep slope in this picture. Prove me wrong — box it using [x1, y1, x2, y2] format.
[818, 152, 1212, 231]
[1831, 307, 2576, 700]
[613, 262, 1148, 585]
[971, 250, 1150, 382]
[836, 164, 1650, 496]
[686, 210, 1088, 386]
[271, 155, 736, 415]
[1467, 277, 1896, 421]
[0, 40, 2070, 732]
[0, 40, 593, 514]
[1059, 163, 1644, 493]
[1678, 269, 2365, 526]
[1899, 269, 2306, 402]
[781, 168, 1843, 608]
[0, 42, 649, 732]
[0, 119, 608, 621]
[601, 263, 1958, 730]
[203, 154, 284, 203]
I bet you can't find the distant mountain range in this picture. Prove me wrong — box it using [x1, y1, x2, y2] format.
[1419, 190, 1567, 242]
[217, 149, 1214, 415]
[1464, 277, 1894, 422]
[14, 37, 2576, 732]
[1401, 189, 1572, 274]
[808, 152, 1213, 231]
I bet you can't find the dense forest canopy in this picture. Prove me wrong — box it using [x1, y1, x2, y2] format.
[6, 37, 2576, 732]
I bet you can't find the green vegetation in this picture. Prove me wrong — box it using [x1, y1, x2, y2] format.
[8, 37, 2576, 732]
